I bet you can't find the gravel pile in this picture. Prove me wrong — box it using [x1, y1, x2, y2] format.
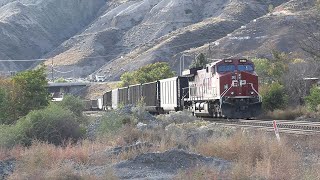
[0, 159, 15, 179]
[113, 149, 230, 179]
[86, 118, 102, 141]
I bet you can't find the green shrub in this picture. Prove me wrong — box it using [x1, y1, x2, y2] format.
[0, 88, 10, 124]
[120, 62, 175, 86]
[268, 4, 274, 13]
[0, 103, 85, 147]
[305, 86, 320, 111]
[54, 77, 67, 83]
[260, 82, 288, 111]
[0, 118, 31, 148]
[25, 104, 84, 145]
[59, 95, 85, 117]
[98, 110, 130, 136]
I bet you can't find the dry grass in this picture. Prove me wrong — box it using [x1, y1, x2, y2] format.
[262, 106, 307, 120]
[5, 140, 116, 179]
[263, 106, 320, 121]
[174, 165, 228, 180]
[0, 145, 24, 161]
[193, 131, 303, 179]
[2, 121, 320, 179]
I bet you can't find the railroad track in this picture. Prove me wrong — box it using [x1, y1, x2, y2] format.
[204, 118, 320, 135]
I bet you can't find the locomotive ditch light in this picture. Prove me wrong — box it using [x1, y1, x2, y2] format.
[224, 59, 233, 63]
[231, 92, 234, 95]
[250, 91, 254, 95]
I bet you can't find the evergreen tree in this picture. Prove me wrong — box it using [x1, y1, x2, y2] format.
[189, 53, 209, 68]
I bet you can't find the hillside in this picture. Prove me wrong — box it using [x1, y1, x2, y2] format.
[186, 0, 320, 62]
[0, 0, 318, 79]
[0, 0, 106, 71]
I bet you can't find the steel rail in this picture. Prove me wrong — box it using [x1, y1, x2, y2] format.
[203, 118, 320, 135]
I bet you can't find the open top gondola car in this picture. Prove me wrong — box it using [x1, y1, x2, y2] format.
[184, 58, 262, 119]
[103, 90, 112, 110]
[128, 84, 142, 106]
[141, 81, 161, 113]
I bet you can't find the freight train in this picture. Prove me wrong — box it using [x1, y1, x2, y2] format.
[86, 58, 262, 119]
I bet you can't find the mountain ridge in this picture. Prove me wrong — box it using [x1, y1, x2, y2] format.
[0, 0, 318, 80]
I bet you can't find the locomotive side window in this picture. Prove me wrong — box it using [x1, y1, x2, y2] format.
[238, 64, 254, 72]
[217, 65, 235, 73]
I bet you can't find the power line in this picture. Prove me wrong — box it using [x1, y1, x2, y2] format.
[53, 69, 74, 74]
[0, 33, 228, 62]
[0, 54, 124, 62]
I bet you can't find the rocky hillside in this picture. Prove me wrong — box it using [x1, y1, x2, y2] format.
[0, 0, 106, 70]
[0, 0, 318, 79]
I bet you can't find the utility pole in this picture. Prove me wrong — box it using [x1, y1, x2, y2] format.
[180, 54, 193, 75]
[51, 59, 54, 81]
[180, 55, 182, 76]
[208, 44, 211, 59]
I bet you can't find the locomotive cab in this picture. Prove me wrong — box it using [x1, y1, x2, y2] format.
[185, 58, 262, 119]
[218, 59, 261, 118]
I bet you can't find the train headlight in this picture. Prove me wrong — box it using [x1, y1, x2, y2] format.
[250, 91, 254, 95]
[231, 92, 234, 95]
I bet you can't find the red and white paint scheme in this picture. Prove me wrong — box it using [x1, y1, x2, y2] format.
[183, 58, 262, 118]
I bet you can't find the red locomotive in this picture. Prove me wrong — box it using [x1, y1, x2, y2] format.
[183, 58, 262, 119]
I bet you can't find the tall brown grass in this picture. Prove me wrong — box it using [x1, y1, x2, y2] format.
[6, 140, 116, 179]
[261, 106, 307, 120]
[194, 131, 303, 179]
[3, 122, 320, 180]
[174, 165, 226, 180]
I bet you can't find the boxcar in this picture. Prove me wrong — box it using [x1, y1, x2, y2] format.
[159, 76, 188, 112]
[141, 81, 160, 113]
[128, 84, 142, 105]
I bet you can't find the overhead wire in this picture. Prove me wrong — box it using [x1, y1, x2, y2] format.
[0, 35, 222, 62]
